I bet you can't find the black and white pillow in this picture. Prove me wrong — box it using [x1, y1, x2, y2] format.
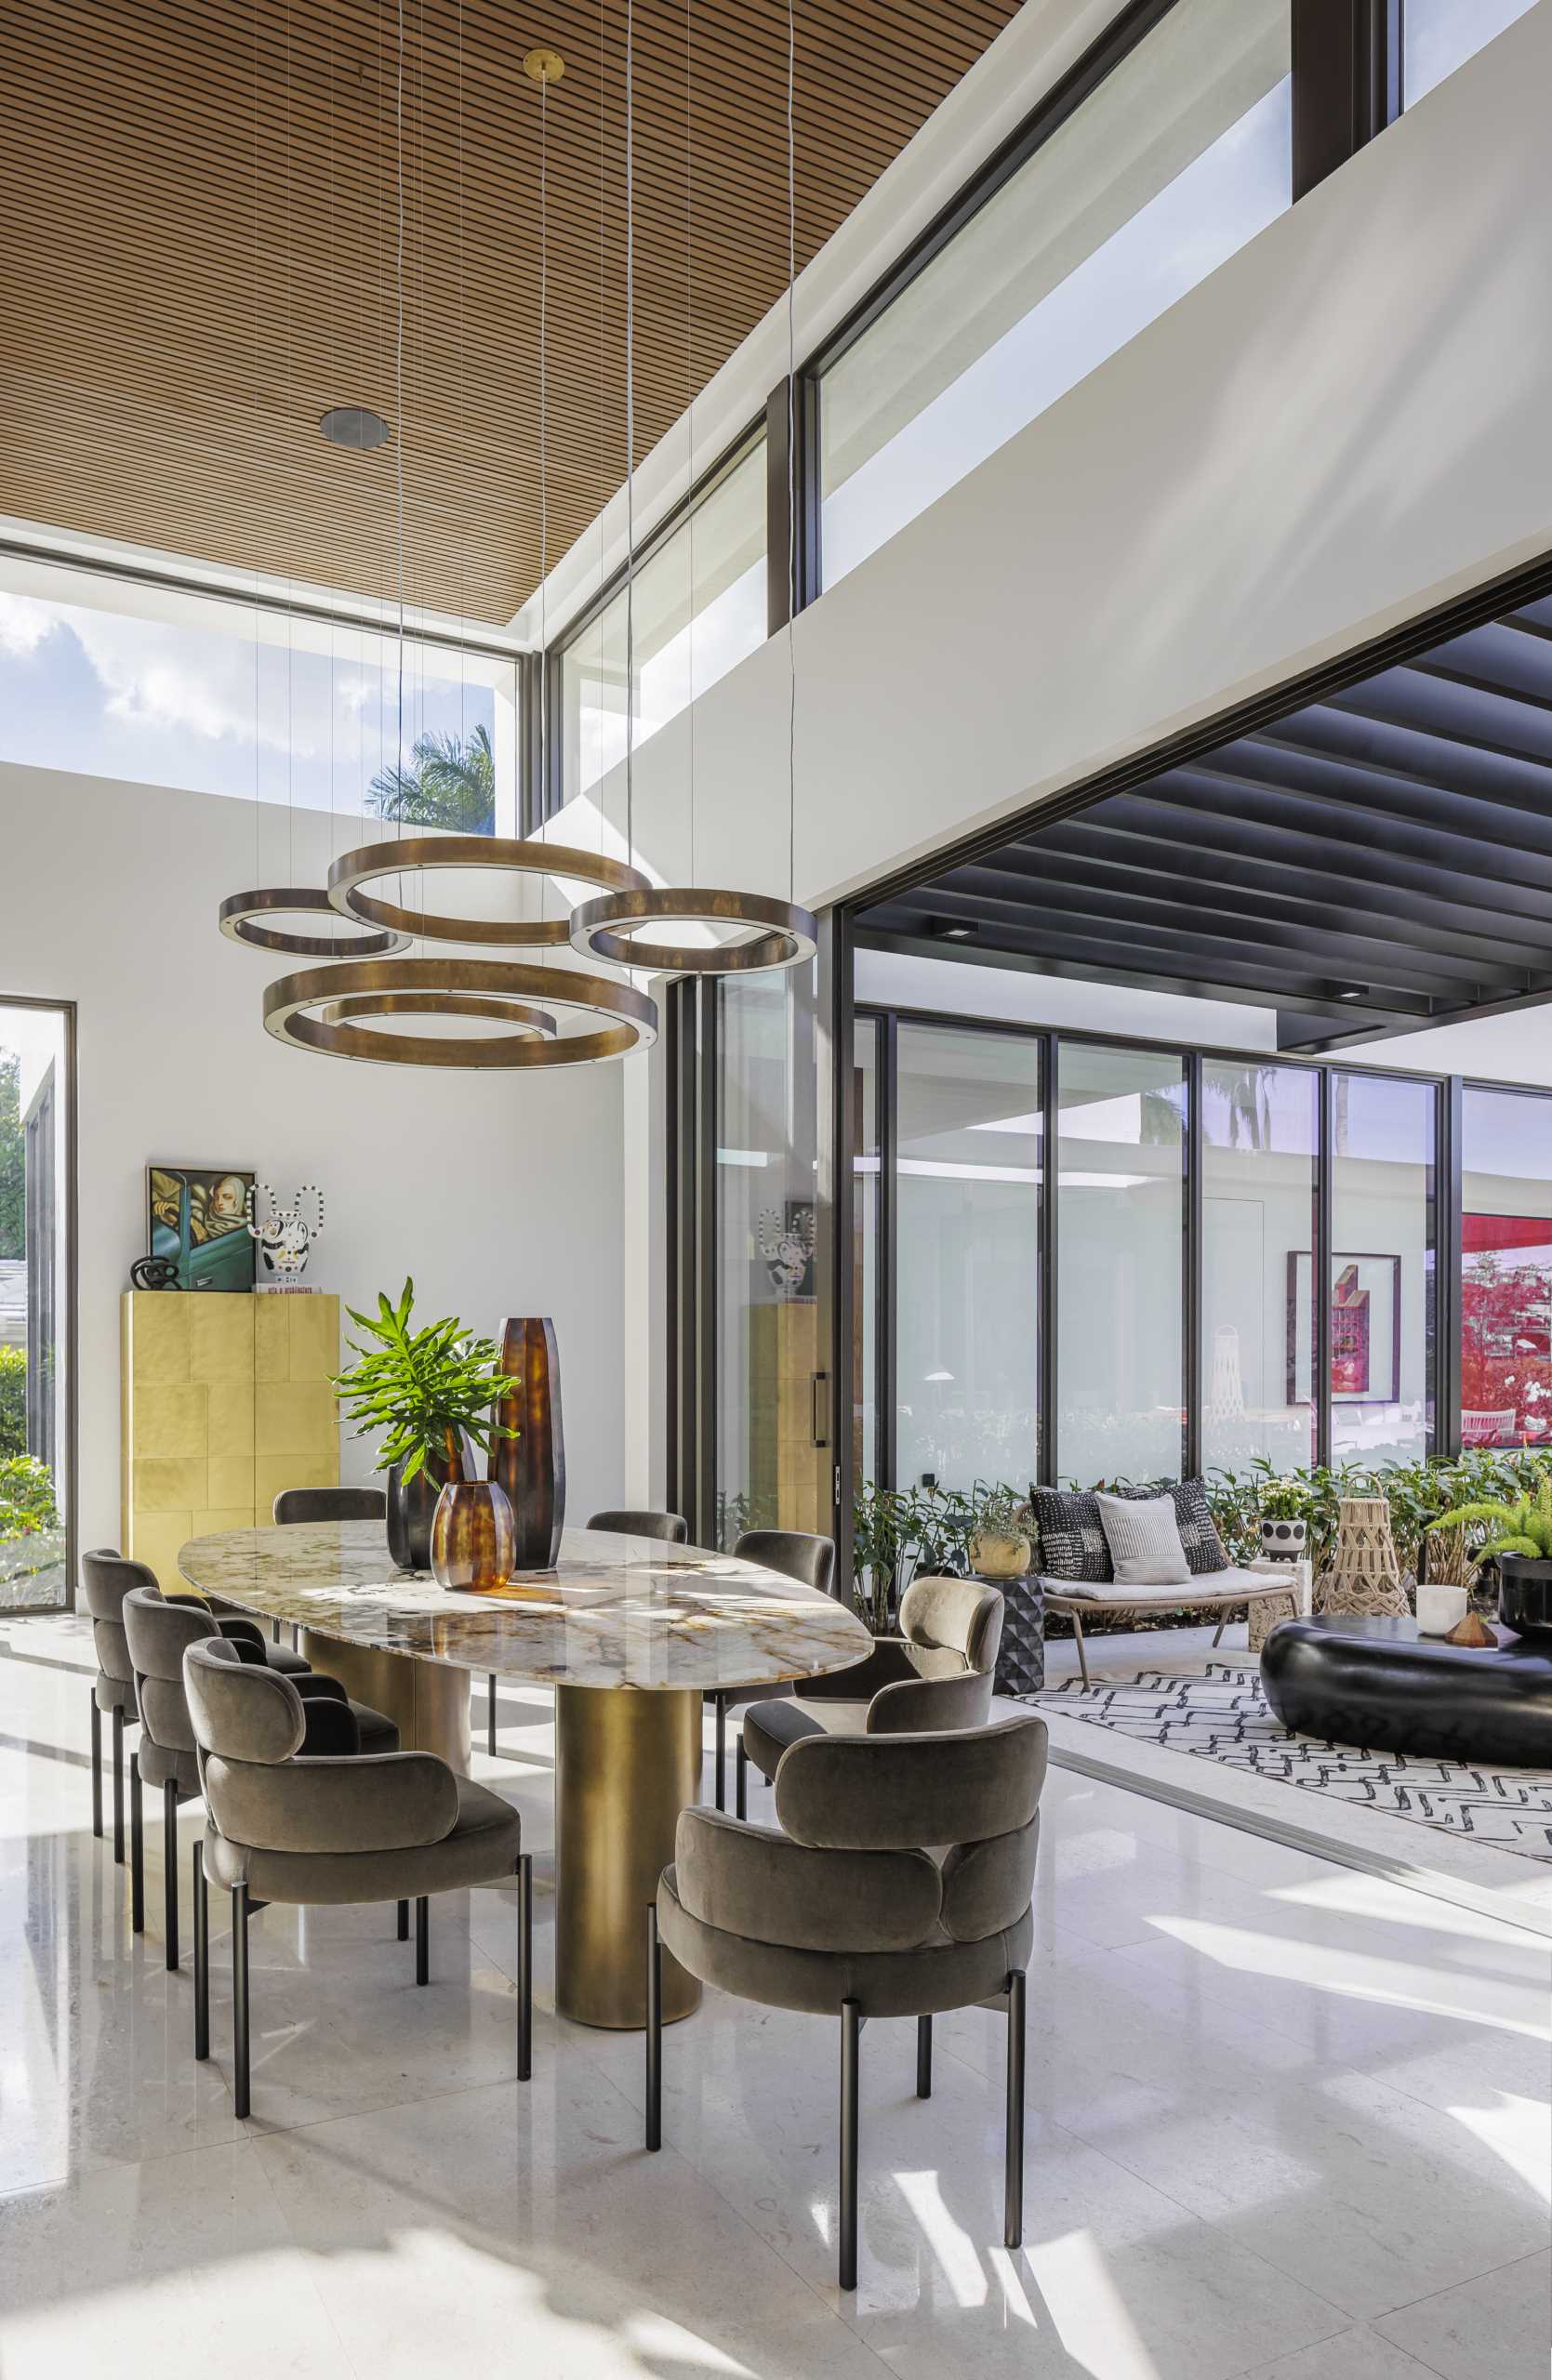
[1112, 1476, 1228, 1576]
[1030, 1486, 1112, 1584]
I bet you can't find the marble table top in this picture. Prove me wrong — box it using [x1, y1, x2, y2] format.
[178, 1521, 873, 1694]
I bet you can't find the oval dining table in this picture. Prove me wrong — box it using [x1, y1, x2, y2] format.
[178, 1520, 871, 2030]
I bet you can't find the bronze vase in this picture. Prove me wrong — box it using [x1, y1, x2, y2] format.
[431, 1472, 516, 1593]
[387, 1451, 454, 1572]
[490, 1316, 565, 1570]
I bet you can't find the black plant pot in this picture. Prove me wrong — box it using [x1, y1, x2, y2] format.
[1495, 1554, 1552, 1641]
[387, 1453, 453, 1573]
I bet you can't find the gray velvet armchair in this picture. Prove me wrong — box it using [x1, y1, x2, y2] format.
[122, 1581, 400, 1969]
[183, 1636, 531, 2117]
[648, 1710, 1046, 2289]
[736, 1574, 1004, 1816]
[709, 1528, 837, 1811]
[81, 1546, 310, 1867]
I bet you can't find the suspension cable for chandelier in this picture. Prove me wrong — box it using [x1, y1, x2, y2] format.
[568, 0, 816, 978]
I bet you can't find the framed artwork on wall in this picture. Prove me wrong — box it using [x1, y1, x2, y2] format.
[147, 1165, 256, 1291]
[1286, 1251, 1401, 1405]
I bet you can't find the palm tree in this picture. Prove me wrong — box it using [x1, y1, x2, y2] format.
[368, 723, 495, 832]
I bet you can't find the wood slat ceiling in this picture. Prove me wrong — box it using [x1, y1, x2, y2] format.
[858, 602, 1552, 1053]
[1, 0, 1016, 622]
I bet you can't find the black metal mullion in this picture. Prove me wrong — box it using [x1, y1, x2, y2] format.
[818, 910, 856, 1589]
[517, 652, 544, 836]
[1292, 0, 1403, 203]
[1184, 1051, 1203, 1481]
[879, 1012, 898, 1492]
[696, 982, 719, 1547]
[1316, 1068, 1335, 1469]
[1437, 1076, 1464, 1459]
[1040, 1037, 1060, 1489]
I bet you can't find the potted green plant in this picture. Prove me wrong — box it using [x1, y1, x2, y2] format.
[1257, 1474, 1308, 1564]
[334, 1279, 519, 1575]
[967, 1484, 1033, 1581]
[1430, 1477, 1552, 1641]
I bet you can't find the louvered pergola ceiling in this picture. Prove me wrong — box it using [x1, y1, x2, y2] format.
[859, 599, 1552, 1054]
[2, 0, 1016, 624]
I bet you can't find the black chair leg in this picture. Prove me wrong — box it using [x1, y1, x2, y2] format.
[164, 1779, 180, 1970]
[272, 1618, 281, 1646]
[736, 1737, 748, 1821]
[129, 1752, 144, 1933]
[488, 1673, 497, 1758]
[840, 1998, 861, 2291]
[714, 1693, 726, 1810]
[192, 1843, 209, 2061]
[916, 2013, 933, 2098]
[90, 1694, 103, 1839]
[415, 1896, 430, 1985]
[1005, 1969, 1026, 2250]
[517, 1854, 533, 2082]
[397, 1898, 409, 1941]
[112, 1707, 125, 1863]
[645, 1903, 662, 2150]
[232, 1883, 251, 2116]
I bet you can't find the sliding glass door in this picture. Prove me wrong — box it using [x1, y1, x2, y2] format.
[1200, 1060, 1319, 1474]
[0, 999, 73, 1613]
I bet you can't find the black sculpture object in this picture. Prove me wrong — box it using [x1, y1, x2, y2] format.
[129, 1256, 179, 1291]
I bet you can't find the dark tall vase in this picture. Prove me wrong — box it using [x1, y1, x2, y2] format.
[490, 1316, 565, 1571]
[387, 1451, 452, 1572]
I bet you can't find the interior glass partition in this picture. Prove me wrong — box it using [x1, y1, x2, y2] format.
[852, 1015, 882, 1494]
[1461, 1084, 1552, 1449]
[1056, 1043, 1186, 1485]
[817, 0, 1290, 588]
[0, 1001, 71, 1613]
[1201, 1060, 1319, 1474]
[712, 964, 822, 1549]
[893, 1023, 1041, 1495]
[1329, 1070, 1438, 1468]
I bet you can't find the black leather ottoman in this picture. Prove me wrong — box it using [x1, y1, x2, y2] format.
[1261, 1614, 1552, 1766]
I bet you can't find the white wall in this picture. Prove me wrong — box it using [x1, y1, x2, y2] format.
[0, 760, 628, 1559]
[564, 5, 1552, 929]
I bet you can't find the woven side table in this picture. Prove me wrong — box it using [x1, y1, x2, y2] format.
[1314, 1496, 1412, 1620]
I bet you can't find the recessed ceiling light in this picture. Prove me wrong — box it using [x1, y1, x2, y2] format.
[1333, 983, 1367, 1001]
[319, 405, 391, 451]
[928, 918, 976, 942]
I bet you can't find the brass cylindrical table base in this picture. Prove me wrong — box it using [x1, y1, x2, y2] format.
[555, 1684, 702, 2029]
[299, 1634, 472, 1773]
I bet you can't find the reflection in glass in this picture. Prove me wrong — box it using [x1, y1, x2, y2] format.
[1330, 1072, 1436, 1468]
[819, 0, 1289, 588]
[1403, 0, 1538, 106]
[894, 1025, 1040, 1495]
[714, 966, 821, 1549]
[1201, 1061, 1318, 1474]
[1461, 1085, 1552, 1449]
[0, 1005, 70, 1613]
[562, 440, 766, 802]
[1057, 1044, 1185, 1485]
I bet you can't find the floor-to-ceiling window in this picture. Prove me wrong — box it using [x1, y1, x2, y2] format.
[1461, 1083, 1552, 1449]
[0, 1000, 72, 1614]
[893, 1023, 1041, 1496]
[1402, 0, 1540, 106]
[1056, 1043, 1186, 1485]
[1201, 1059, 1319, 1474]
[712, 965, 821, 1548]
[1329, 1070, 1438, 1468]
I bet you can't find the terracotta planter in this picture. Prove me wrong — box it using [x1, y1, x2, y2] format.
[431, 1474, 516, 1593]
[969, 1530, 1031, 1580]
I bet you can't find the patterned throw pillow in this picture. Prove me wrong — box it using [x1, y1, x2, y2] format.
[1030, 1486, 1112, 1584]
[1112, 1476, 1228, 1576]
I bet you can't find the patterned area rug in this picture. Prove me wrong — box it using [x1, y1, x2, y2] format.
[1039, 1662, 1552, 1864]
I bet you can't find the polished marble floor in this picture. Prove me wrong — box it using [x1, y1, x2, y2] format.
[3, 1613, 1548, 2380]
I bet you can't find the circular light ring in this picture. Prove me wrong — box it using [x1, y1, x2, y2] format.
[315, 990, 558, 1038]
[327, 835, 648, 948]
[219, 887, 411, 959]
[264, 959, 658, 1069]
[568, 887, 819, 974]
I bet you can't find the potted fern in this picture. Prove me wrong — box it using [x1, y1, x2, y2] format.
[334, 1280, 518, 1573]
[1429, 1476, 1552, 1641]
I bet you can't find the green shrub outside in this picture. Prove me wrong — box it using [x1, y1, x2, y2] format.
[0, 1344, 24, 1461]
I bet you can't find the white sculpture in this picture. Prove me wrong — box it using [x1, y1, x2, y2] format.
[245, 1183, 325, 1279]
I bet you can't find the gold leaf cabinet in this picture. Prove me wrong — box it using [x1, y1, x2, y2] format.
[121, 1293, 339, 1589]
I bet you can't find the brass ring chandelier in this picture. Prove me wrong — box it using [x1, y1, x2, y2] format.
[263, 958, 657, 1069]
[326, 833, 647, 948]
[569, 885, 817, 974]
[219, 887, 411, 959]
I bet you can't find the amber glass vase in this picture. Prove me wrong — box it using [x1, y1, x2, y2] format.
[431, 1472, 516, 1593]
